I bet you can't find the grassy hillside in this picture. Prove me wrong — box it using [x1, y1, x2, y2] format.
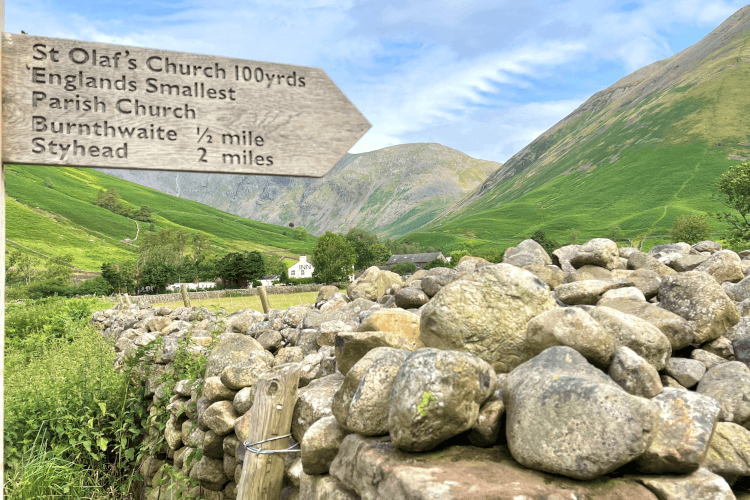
[6, 164, 317, 272]
[407, 7, 750, 253]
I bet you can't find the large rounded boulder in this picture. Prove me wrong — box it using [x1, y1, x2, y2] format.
[504, 346, 658, 480]
[420, 264, 558, 373]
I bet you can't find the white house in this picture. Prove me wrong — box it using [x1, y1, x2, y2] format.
[166, 281, 216, 292]
[288, 255, 314, 279]
[259, 275, 281, 287]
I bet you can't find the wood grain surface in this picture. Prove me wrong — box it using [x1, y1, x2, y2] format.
[2, 33, 370, 176]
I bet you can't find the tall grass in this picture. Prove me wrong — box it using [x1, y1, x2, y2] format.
[4, 297, 146, 499]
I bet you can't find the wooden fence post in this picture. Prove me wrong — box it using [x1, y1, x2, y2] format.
[237, 362, 301, 500]
[180, 284, 191, 307]
[258, 285, 270, 314]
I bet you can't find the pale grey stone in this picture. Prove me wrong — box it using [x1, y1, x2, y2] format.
[420, 264, 557, 373]
[504, 346, 658, 480]
[608, 346, 663, 398]
[635, 388, 721, 474]
[388, 348, 496, 452]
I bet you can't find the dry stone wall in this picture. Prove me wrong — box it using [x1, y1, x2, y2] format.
[91, 239, 750, 500]
[122, 284, 346, 307]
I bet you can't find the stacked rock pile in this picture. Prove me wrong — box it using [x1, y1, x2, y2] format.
[92, 238, 750, 500]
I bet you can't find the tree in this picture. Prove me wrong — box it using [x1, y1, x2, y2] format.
[8, 251, 35, 285]
[371, 243, 391, 266]
[101, 261, 135, 294]
[133, 205, 153, 222]
[93, 188, 123, 212]
[293, 226, 308, 241]
[670, 214, 711, 244]
[219, 251, 266, 288]
[192, 233, 212, 262]
[311, 232, 356, 282]
[717, 160, 750, 243]
[390, 262, 417, 275]
[608, 225, 624, 242]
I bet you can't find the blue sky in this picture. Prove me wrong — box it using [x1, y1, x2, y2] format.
[7, 0, 748, 163]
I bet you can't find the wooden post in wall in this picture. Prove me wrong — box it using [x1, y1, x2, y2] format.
[258, 285, 270, 314]
[236, 363, 301, 500]
[180, 284, 191, 307]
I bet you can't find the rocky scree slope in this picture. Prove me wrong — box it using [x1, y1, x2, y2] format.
[93, 237, 750, 499]
[98, 142, 499, 239]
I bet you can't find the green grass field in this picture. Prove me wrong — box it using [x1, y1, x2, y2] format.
[152, 291, 322, 314]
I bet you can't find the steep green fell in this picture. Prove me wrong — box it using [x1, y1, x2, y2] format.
[409, 5, 750, 251]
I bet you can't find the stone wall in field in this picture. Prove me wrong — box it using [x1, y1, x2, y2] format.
[120, 283, 348, 307]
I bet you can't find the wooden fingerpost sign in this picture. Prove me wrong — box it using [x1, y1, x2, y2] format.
[236, 362, 301, 500]
[0, 5, 369, 484]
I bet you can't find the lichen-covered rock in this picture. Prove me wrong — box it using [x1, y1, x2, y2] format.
[525, 307, 615, 368]
[503, 239, 552, 267]
[189, 456, 228, 491]
[330, 434, 658, 500]
[292, 373, 345, 443]
[608, 346, 663, 398]
[658, 271, 739, 344]
[521, 264, 565, 289]
[697, 361, 750, 425]
[420, 264, 557, 373]
[570, 238, 620, 270]
[394, 287, 429, 309]
[635, 388, 720, 474]
[388, 348, 496, 452]
[588, 306, 672, 371]
[335, 330, 414, 375]
[300, 472, 360, 500]
[599, 286, 646, 303]
[204, 333, 263, 378]
[664, 357, 706, 388]
[202, 400, 238, 436]
[202, 430, 224, 459]
[695, 250, 744, 283]
[357, 308, 422, 348]
[554, 278, 634, 306]
[347, 267, 402, 301]
[201, 377, 237, 403]
[634, 468, 735, 500]
[333, 348, 410, 436]
[703, 422, 750, 477]
[596, 298, 694, 350]
[628, 251, 678, 277]
[219, 353, 272, 390]
[692, 348, 728, 370]
[301, 416, 349, 475]
[504, 346, 658, 480]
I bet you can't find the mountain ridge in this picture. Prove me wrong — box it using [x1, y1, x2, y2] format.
[98, 142, 499, 238]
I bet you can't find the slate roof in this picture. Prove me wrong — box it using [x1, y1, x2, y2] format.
[386, 252, 445, 266]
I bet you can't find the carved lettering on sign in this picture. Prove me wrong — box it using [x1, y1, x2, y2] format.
[2, 34, 370, 176]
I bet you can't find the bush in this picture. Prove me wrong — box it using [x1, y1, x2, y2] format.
[531, 230, 558, 254]
[423, 258, 450, 270]
[76, 276, 113, 296]
[669, 213, 712, 245]
[390, 262, 417, 275]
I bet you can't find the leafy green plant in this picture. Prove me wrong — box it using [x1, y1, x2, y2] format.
[390, 262, 417, 275]
[669, 213, 712, 244]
